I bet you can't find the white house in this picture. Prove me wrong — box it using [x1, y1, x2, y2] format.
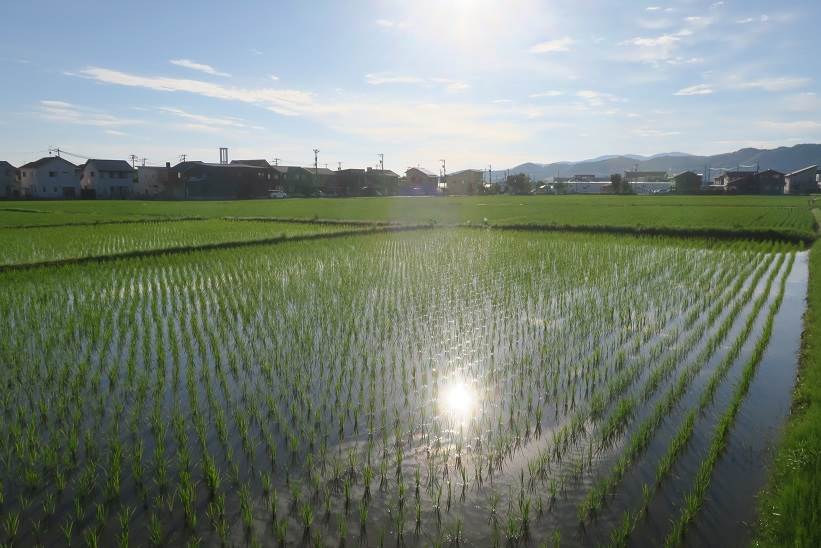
[19, 156, 81, 198]
[0, 161, 20, 198]
[80, 159, 136, 198]
[785, 165, 818, 195]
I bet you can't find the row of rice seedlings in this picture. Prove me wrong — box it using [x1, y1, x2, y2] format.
[577, 246, 780, 521]
[661, 251, 794, 548]
[0, 219, 352, 266]
[600, 249, 791, 545]
[516, 243, 755, 498]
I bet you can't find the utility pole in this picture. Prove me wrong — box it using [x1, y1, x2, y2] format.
[272, 158, 280, 166]
[378, 153, 384, 171]
[488, 164, 492, 186]
[337, 161, 342, 171]
[49, 147, 62, 158]
[313, 148, 320, 187]
[439, 159, 447, 191]
[178, 154, 186, 163]
[128, 154, 138, 168]
[140, 158, 147, 167]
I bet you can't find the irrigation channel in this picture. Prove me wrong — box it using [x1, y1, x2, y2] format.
[0, 229, 808, 547]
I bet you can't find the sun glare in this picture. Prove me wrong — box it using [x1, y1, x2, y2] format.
[443, 380, 476, 421]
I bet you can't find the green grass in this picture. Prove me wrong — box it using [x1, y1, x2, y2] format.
[0, 195, 816, 239]
[756, 241, 821, 547]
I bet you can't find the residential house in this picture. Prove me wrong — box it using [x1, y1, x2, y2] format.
[671, 171, 702, 194]
[271, 166, 325, 196]
[19, 156, 81, 198]
[135, 163, 182, 198]
[174, 161, 271, 199]
[715, 170, 785, 194]
[445, 169, 483, 195]
[624, 170, 668, 182]
[0, 161, 20, 198]
[785, 165, 818, 194]
[403, 167, 439, 195]
[80, 159, 136, 199]
[334, 168, 399, 196]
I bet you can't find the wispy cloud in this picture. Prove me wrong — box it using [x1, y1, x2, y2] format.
[730, 76, 810, 92]
[758, 120, 821, 132]
[169, 59, 231, 77]
[38, 100, 141, 127]
[674, 84, 714, 96]
[76, 67, 315, 116]
[365, 73, 469, 92]
[157, 107, 254, 129]
[529, 90, 564, 98]
[365, 73, 425, 85]
[528, 37, 574, 54]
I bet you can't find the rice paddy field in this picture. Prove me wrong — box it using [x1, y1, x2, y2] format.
[0, 219, 366, 268]
[0, 223, 810, 547]
[0, 195, 816, 241]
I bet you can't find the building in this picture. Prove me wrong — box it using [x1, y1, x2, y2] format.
[569, 174, 597, 182]
[785, 165, 818, 195]
[714, 170, 785, 195]
[671, 171, 702, 194]
[334, 168, 399, 196]
[135, 163, 181, 198]
[0, 161, 20, 198]
[19, 156, 81, 198]
[174, 161, 272, 199]
[445, 169, 484, 195]
[624, 170, 668, 182]
[404, 167, 439, 195]
[79, 159, 136, 198]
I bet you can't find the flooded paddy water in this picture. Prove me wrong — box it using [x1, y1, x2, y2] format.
[0, 230, 808, 547]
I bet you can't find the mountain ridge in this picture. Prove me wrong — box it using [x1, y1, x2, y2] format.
[500, 144, 821, 180]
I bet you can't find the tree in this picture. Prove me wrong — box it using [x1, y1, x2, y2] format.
[506, 173, 533, 195]
[609, 173, 633, 194]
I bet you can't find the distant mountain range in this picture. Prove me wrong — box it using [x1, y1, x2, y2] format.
[501, 144, 821, 181]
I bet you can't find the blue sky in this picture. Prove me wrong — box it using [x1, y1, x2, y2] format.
[1, 0, 819, 171]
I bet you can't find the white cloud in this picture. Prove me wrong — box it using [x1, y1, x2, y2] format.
[71, 66, 528, 145]
[732, 76, 810, 92]
[632, 128, 681, 138]
[758, 120, 821, 132]
[77, 67, 315, 116]
[104, 130, 127, 136]
[576, 90, 623, 107]
[365, 73, 425, 85]
[38, 100, 141, 127]
[528, 37, 574, 54]
[269, 75, 280, 81]
[674, 84, 714, 96]
[156, 107, 253, 129]
[529, 90, 564, 98]
[169, 59, 231, 77]
[365, 73, 468, 92]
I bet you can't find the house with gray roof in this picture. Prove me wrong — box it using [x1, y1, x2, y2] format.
[19, 156, 81, 198]
[79, 159, 136, 198]
[0, 161, 20, 198]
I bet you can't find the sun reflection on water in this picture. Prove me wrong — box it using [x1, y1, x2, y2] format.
[442, 380, 477, 422]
